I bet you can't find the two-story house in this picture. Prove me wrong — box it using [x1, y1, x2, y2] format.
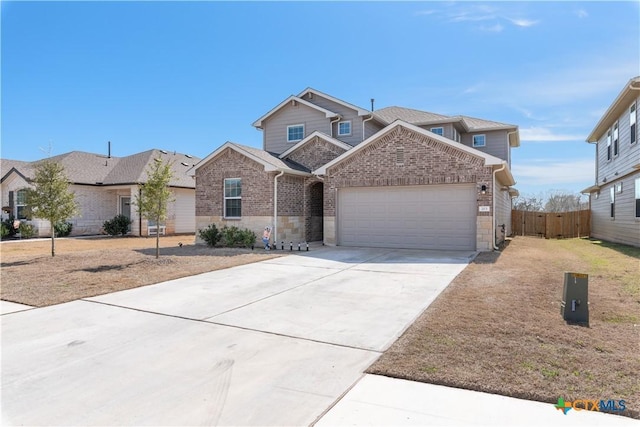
[582, 76, 640, 247]
[193, 88, 519, 251]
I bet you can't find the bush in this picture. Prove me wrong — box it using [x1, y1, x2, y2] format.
[54, 221, 73, 237]
[1, 222, 10, 239]
[220, 226, 257, 248]
[1, 216, 18, 238]
[198, 224, 221, 247]
[18, 222, 36, 239]
[103, 214, 131, 236]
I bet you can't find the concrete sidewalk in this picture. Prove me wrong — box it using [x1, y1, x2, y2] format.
[315, 374, 637, 426]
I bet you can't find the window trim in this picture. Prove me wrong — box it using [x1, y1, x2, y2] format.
[16, 189, 28, 220]
[287, 124, 305, 143]
[472, 134, 486, 148]
[223, 178, 242, 219]
[430, 127, 444, 136]
[613, 121, 619, 157]
[610, 187, 615, 219]
[337, 120, 352, 136]
[631, 102, 637, 145]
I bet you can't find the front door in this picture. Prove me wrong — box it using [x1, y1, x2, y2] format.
[120, 196, 132, 232]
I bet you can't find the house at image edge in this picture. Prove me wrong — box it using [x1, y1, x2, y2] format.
[192, 88, 520, 251]
[581, 76, 640, 248]
[0, 149, 200, 237]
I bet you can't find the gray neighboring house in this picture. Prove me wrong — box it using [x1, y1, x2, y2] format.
[1, 149, 200, 237]
[582, 76, 640, 247]
[193, 88, 520, 251]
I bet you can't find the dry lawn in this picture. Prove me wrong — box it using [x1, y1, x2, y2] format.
[368, 236, 640, 419]
[1, 235, 281, 307]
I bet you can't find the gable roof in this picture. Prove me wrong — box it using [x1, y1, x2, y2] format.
[190, 142, 311, 176]
[373, 106, 520, 147]
[297, 87, 371, 116]
[278, 131, 352, 159]
[314, 120, 514, 185]
[252, 95, 338, 129]
[0, 150, 199, 188]
[587, 76, 640, 142]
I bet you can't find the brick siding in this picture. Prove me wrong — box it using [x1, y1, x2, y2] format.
[285, 137, 347, 171]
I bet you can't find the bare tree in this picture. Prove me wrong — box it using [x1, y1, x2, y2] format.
[544, 190, 588, 212]
[513, 193, 544, 211]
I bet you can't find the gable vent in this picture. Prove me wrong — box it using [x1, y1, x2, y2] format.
[396, 147, 405, 165]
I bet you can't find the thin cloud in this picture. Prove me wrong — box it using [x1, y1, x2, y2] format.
[480, 23, 504, 33]
[505, 17, 539, 27]
[414, 10, 436, 16]
[576, 9, 588, 18]
[520, 127, 584, 142]
[513, 159, 594, 185]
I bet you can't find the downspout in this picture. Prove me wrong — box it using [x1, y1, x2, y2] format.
[362, 114, 374, 141]
[273, 170, 285, 246]
[330, 115, 341, 138]
[492, 163, 507, 250]
[506, 130, 518, 167]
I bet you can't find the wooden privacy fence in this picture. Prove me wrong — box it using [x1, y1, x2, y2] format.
[512, 210, 590, 239]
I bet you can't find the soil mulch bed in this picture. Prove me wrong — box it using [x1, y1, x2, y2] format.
[367, 236, 640, 419]
[1, 235, 282, 307]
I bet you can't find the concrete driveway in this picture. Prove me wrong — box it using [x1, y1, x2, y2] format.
[1, 246, 474, 426]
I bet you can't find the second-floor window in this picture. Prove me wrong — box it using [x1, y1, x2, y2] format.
[631, 102, 637, 145]
[431, 127, 444, 136]
[606, 129, 612, 160]
[224, 178, 242, 218]
[613, 122, 619, 156]
[472, 134, 486, 147]
[338, 121, 351, 136]
[287, 124, 304, 142]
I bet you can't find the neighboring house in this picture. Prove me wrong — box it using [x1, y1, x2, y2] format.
[193, 88, 520, 251]
[0, 149, 200, 237]
[582, 76, 640, 248]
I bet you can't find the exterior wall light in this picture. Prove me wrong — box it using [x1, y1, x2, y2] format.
[480, 184, 487, 195]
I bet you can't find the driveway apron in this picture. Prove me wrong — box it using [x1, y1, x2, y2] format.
[1, 246, 473, 426]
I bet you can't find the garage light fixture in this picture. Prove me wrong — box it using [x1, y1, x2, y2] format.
[480, 185, 487, 195]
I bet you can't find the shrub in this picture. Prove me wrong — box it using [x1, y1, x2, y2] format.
[1, 216, 18, 238]
[54, 221, 73, 237]
[198, 224, 221, 247]
[103, 214, 131, 236]
[18, 222, 36, 239]
[1, 222, 10, 239]
[220, 226, 257, 248]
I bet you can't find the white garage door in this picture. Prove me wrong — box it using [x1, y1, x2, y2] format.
[338, 184, 476, 250]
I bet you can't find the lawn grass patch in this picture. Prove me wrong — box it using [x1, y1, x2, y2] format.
[367, 236, 640, 419]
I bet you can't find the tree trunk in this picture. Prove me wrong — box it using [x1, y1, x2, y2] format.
[51, 221, 56, 257]
[155, 214, 160, 259]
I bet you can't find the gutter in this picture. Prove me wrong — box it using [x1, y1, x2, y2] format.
[272, 170, 285, 246]
[330, 116, 341, 138]
[362, 114, 374, 140]
[492, 163, 507, 250]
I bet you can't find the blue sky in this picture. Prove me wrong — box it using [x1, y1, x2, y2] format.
[2, 1, 639, 198]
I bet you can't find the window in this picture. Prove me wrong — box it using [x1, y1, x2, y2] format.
[631, 102, 637, 144]
[224, 178, 241, 218]
[287, 124, 304, 142]
[472, 134, 486, 147]
[606, 129, 612, 160]
[635, 178, 640, 218]
[610, 187, 615, 219]
[338, 121, 351, 136]
[16, 189, 28, 220]
[613, 122, 619, 156]
[430, 127, 444, 136]
[616, 182, 623, 193]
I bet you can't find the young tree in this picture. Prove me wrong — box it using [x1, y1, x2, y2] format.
[135, 158, 174, 259]
[26, 160, 79, 257]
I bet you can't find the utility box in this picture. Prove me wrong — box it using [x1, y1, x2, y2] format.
[561, 272, 589, 324]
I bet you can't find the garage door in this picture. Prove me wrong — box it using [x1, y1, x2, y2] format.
[174, 189, 196, 233]
[338, 184, 476, 250]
